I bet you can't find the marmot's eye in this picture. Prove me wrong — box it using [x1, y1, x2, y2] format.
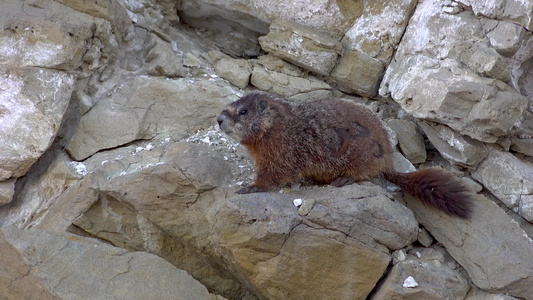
[239, 109, 247, 115]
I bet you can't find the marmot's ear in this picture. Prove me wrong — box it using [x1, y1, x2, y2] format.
[258, 100, 269, 112]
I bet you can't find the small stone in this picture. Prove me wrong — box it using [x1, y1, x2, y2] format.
[403, 276, 418, 288]
[417, 228, 434, 247]
[392, 249, 407, 265]
[387, 119, 427, 164]
[298, 198, 315, 216]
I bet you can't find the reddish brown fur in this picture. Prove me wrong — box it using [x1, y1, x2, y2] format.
[217, 93, 473, 218]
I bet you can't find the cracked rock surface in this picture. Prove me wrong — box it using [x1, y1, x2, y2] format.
[1, 0, 533, 299]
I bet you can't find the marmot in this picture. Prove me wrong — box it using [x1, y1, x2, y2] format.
[217, 93, 473, 218]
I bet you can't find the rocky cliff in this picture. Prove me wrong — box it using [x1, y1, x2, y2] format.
[0, 0, 532, 299]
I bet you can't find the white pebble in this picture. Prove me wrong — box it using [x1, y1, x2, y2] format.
[293, 198, 303, 207]
[403, 276, 418, 288]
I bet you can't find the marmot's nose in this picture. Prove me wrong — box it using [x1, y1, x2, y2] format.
[217, 114, 226, 126]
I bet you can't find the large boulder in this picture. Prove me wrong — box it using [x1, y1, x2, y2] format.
[0, 226, 210, 299]
[0, 67, 74, 187]
[401, 193, 533, 299]
[380, 0, 529, 143]
[67, 77, 239, 160]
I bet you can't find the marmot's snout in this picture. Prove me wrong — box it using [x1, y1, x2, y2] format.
[216, 111, 234, 137]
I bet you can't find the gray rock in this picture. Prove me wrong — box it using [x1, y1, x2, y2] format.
[457, 0, 533, 30]
[0, 67, 74, 182]
[0, 0, 94, 70]
[0, 226, 210, 300]
[67, 76, 239, 160]
[419, 121, 488, 167]
[380, 0, 529, 143]
[466, 287, 521, 300]
[487, 21, 525, 56]
[472, 149, 533, 208]
[0, 179, 15, 205]
[250, 63, 331, 97]
[342, 0, 417, 63]
[467, 47, 511, 82]
[372, 247, 470, 299]
[177, 0, 358, 43]
[417, 228, 434, 247]
[145, 34, 187, 77]
[330, 49, 384, 97]
[392, 151, 416, 174]
[402, 193, 533, 299]
[300, 185, 419, 250]
[387, 119, 427, 164]
[214, 56, 252, 89]
[259, 19, 342, 76]
[511, 138, 533, 157]
[472, 149, 533, 217]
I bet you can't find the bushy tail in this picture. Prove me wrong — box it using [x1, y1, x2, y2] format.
[384, 168, 473, 218]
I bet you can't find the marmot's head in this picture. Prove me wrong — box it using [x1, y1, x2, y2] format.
[217, 93, 290, 144]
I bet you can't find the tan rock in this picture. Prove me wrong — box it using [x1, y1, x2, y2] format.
[418, 121, 488, 167]
[259, 19, 342, 76]
[387, 119, 427, 164]
[0, 67, 74, 182]
[402, 193, 533, 299]
[0, 226, 210, 299]
[67, 76, 239, 160]
[214, 57, 252, 89]
[330, 49, 384, 97]
[372, 247, 470, 299]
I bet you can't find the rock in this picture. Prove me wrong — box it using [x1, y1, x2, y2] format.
[300, 185, 419, 251]
[466, 287, 521, 300]
[511, 138, 533, 157]
[329, 49, 384, 97]
[401, 193, 533, 299]
[486, 21, 524, 57]
[342, 0, 417, 63]
[0, 226, 210, 299]
[418, 121, 488, 167]
[0, 179, 16, 205]
[0, 67, 74, 181]
[472, 149, 533, 219]
[387, 119, 427, 164]
[213, 192, 391, 300]
[177, 0, 360, 51]
[457, 0, 533, 30]
[67, 76, 239, 160]
[145, 34, 187, 77]
[0, 0, 94, 69]
[43, 136, 416, 299]
[392, 151, 416, 174]
[467, 47, 511, 82]
[372, 247, 470, 299]
[54, 0, 132, 41]
[250, 62, 332, 97]
[214, 56, 252, 89]
[417, 228, 434, 247]
[380, 0, 529, 143]
[259, 19, 342, 76]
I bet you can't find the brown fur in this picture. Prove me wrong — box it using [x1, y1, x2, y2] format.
[217, 93, 473, 218]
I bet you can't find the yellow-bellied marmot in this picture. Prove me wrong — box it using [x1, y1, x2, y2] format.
[217, 93, 473, 218]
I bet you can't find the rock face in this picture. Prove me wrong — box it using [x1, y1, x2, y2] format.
[0, 226, 210, 299]
[1, 0, 533, 299]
